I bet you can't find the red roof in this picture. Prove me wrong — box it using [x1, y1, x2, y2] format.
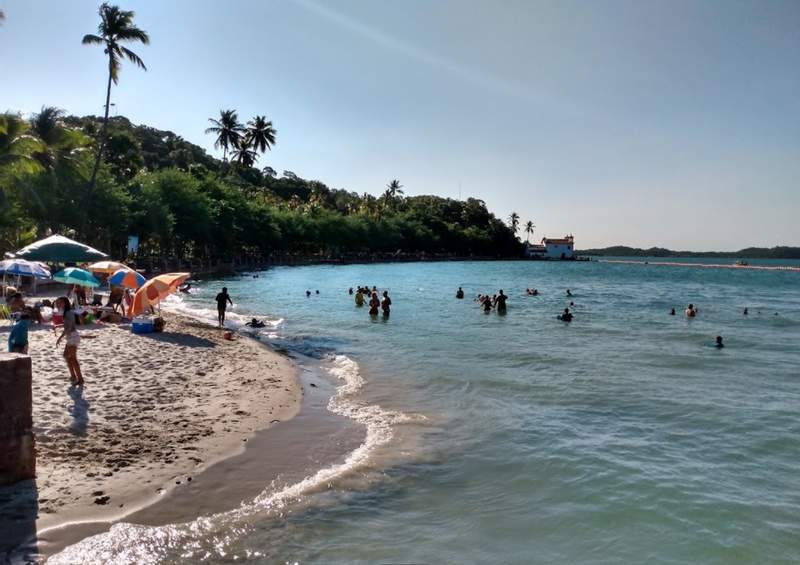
[542, 236, 574, 245]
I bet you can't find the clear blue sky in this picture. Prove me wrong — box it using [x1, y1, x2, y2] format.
[2, 0, 798, 250]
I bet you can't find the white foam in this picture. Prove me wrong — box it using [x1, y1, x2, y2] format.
[48, 303, 422, 564]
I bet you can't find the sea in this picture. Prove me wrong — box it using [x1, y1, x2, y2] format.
[50, 258, 800, 564]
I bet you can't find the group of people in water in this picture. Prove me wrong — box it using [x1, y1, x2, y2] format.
[349, 286, 392, 316]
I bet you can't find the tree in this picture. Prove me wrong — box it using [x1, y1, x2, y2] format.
[386, 179, 404, 198]
[82, 2, 149, 203]
[508, 212, 520, 235]
[262, 166, 277, 178]
[245, 115, 276, 154]
[524, 220, 535, 243]
[230, 143, 258, 168]
[205, 109, 243, 162]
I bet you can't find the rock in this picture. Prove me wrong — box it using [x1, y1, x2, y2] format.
[91, 490, 104, 497]
[94, 496, 110, 505]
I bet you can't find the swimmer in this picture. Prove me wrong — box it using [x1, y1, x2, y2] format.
[558, 307, 573, 322]
[316, 290, 320, 295]
[348, 287, 354, 295]
[482, 296, 493, 313]
[669, 308, 676, 315]
[306, 290, 311, 298]
[245, 318, 265, 328]
[743, 307, 748, 315]
[566, 289, 573, 297]
[368, 292, 380, 316]
[494, 290, 508, 313]
[685, 304, 697, 317]
[456, 287, 465, 299]
[715, 336, 724, 348]
[569, 301, 575, 307]
[381, 291, 392, 316]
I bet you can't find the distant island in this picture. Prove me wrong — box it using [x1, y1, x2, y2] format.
[578, 246, 800, 259]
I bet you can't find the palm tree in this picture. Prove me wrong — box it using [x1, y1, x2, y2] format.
[205, 109, 244, 161]
[508, 212, 520, 235]
[29, 107, 89, 169]
[524, 220, 535, 243]
[230, 143, 258, 168]
[386, 179, 404, 198]
[82, 2, 149, 200]
[245, 115, 276, 154]
[0, 114, 44, 211]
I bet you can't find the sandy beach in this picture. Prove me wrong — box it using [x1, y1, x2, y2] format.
[0, 311, 301, 557]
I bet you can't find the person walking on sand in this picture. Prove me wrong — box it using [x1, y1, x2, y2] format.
[381, 291, 392, 316]
[368, 292, 380, 316]
[54, 296, 94, 386]
[216, 287, 233, 326]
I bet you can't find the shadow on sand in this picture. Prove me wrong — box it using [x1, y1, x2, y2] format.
[140, 331, 217, 348]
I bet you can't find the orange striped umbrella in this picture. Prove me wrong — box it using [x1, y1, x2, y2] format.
[128, 272, 190, 317]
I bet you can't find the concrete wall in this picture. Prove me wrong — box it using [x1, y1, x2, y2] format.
[0, 354, 35, 485]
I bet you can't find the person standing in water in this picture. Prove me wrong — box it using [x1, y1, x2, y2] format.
[482, 295, 493, 312]
[456, 287, 464, 299]
[381, 291, 392, 316]
[685, 303, 697, 317]
[558, 307, 573, 322]
[355, 289, 365, 306]
[494, 290, 508, 313]
[368, 292, 380, 316]
[715, 336, 725, 348]
[215, 287, 233, 326]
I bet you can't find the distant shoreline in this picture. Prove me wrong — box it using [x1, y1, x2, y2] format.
[578, 245, 800, 260]
[600, 259, 800, 272]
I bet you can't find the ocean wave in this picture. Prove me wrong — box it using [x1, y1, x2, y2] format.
[48, 304, 422, 564]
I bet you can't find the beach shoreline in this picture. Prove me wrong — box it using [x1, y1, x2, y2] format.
[0, 311, 303, 561]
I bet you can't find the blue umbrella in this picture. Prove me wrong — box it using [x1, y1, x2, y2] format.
[0, 258, 51, 279]
[53, 267, 100, 287]
[108, 268, 146, 289]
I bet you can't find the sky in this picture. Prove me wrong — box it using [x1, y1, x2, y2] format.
[1, 0, 798, 250]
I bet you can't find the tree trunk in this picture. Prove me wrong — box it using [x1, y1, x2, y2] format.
[83, 57, 114, 233]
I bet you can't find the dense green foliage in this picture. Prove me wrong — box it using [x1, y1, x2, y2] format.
[0, 111, 522, 260]
[579, 246, 800, 259]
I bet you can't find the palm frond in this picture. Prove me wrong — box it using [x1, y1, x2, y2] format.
[82, 34, 104, 45]
[120, 46, 147, 70]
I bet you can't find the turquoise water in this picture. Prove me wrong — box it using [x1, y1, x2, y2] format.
[55, 260, 800, 564]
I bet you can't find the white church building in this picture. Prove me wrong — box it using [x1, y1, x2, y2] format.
[524, 235, 575, 259]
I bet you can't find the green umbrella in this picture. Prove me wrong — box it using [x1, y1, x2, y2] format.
[15, 234, 107, 262]
[53, 267, 100, 287]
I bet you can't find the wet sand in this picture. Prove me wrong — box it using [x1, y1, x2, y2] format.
[39, 361, 366, 558]
[0, 312, 302, 561]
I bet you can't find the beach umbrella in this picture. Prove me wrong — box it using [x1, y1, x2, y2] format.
[15, 234, 107, 262]
[108, 268, 146, 289]
[87, 260, 128, 274]
[52, 267, 100, 287]
[128, 272, 190, 317]
[0, 258, 51, 279]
